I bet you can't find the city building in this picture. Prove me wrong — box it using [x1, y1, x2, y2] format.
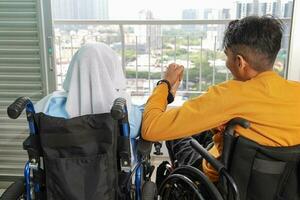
[235, 0, 293, 52]
[284, 0, 294, 17]
[235, 0, 293, 18]
[217, 9, 231, 49]
[136, 10, 162, 49]
[181, 9, 199, 32]
[51, 0, 109, 19]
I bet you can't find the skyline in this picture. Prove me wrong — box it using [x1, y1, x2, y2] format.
[51, 0, 293, 20]
[108, 0, 293, 19]
[108, 0, 234, 19]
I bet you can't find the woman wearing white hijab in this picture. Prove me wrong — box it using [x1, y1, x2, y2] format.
[35, 43, 142, 138]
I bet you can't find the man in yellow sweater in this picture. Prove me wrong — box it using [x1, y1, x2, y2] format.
[142, 15, 300, 182]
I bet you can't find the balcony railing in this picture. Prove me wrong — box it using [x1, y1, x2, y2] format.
[53, 19, 291, 101]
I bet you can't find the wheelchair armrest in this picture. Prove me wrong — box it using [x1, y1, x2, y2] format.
[190, 139, 225, 173]
[137, 138, 152, 157]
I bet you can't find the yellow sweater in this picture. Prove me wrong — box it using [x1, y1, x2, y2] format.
[142, 71, 300, 182]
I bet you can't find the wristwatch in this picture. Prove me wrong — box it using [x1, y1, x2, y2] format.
[156, 79, 174, 104]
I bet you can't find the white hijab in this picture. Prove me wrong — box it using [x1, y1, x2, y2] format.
[63, 43, 131, 118]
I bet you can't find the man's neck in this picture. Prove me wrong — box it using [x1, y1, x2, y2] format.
[247, 67, 274, 80]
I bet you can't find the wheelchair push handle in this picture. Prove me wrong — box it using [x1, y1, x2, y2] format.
[225, 118, 250, 136]
[222, 118, 250, 169]
[7, 97, 31, 119]
[111, 98, 131, 171]
[111, 97, 128, 121]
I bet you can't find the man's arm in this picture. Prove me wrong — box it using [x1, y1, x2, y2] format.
[142, 83, 230, 141]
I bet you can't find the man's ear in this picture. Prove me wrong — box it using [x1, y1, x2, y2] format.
[236, 54, 248, 69]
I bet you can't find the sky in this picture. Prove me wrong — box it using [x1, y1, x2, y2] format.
[109, 0, 235, 19]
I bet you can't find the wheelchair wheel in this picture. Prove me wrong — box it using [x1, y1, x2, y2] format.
[142, 181, 157, 200]
[159, 173, 205, 200]
[158, 166, 223, 200]
[0, 178, 24, 200]
[156, 161, 172, 190]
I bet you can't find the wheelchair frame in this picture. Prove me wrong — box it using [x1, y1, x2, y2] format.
[157, 118, 250, 200]
[2, 97, 156, 200]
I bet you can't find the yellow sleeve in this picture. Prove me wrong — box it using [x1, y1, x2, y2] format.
[142, 83, 232, 141]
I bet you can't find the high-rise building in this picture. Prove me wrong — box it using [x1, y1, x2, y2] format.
[217, 9, 231, 49]
[253, 0, 259, 15]
[136, 10, 162, 49]
[182, 9, 198, 32]
[282, 1, 293, 50]
[51, 0, 108, 19]
[284, 0, 293, 17]
[259, 2, 268, 15]
[203, 8, 220, 20]
[236, 0, 287, 18]
[235, 0, 293, 62]
[236, 3, 242, 18]
[246, 3, 253, 16]
[236, 1, 253, 18]
[272, 0, 282, 17]
[220, 9, 231, 19]
[182, 9, 198, 20]
[201, 9, 221, 49]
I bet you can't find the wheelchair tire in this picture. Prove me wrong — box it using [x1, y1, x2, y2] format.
[158, 174, 205, 200]
[0, 178, 24, 200]
[159, 165, 223, 200]
[171, 166, 223, 200]
[142, 181, 157, 200]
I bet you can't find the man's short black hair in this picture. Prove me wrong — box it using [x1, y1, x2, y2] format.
[223, 15, 283, 72]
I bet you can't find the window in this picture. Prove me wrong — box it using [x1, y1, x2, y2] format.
[52, 0, 294, 104]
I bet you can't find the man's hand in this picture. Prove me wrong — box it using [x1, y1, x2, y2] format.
[171, 79, 181, 96]
[164, 63, 184, 88]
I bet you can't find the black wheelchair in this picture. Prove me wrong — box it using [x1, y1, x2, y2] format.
[157, 118, 300, 200]
[1, 97, 156, 200]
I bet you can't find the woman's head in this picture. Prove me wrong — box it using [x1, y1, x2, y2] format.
[63, 43, 130, 117]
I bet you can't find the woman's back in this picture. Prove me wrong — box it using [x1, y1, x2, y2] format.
[35, 43, 142, 138]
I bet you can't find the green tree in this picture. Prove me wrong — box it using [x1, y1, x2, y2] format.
[124, 50, 136, 63]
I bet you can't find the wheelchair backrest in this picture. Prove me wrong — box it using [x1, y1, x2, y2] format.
[34, 113, 120, 200]
[227, 136, 300, 200]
